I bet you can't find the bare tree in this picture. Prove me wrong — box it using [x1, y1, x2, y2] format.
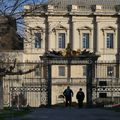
[0, 53, 39, 109]
[0, 0, 53, 110]
[0, 0, 49, 50]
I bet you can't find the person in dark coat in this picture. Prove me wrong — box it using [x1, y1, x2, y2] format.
[63, 86, 73, 107]
[76, 88, 85, 108]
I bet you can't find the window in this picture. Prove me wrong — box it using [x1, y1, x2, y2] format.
[99, 81, 107, 86]
[106, 33, 113, 48]
[34, 32, 41, 48]
[59, 66, 65, 76]
[107, 66, 114, 77]
[83, 66, 86, 76]
[58, 33, 65, 48]
[82, 33, 89, 48]
[35, 67, 41, 76]
[99, 93, 107, 98]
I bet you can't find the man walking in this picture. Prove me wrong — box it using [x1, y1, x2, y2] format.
[76, 88, 85, 108]
[63, 86, 73, 107]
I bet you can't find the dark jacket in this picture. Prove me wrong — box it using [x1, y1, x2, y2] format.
[76, 91, 85, 101]
[63, 88, 73, 98]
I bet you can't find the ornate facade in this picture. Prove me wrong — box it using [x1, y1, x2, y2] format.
[1, 0, 120, 107]
[23, 0, 120, 105]
[24, 0, 120, 61]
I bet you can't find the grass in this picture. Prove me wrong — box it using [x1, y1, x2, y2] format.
[0, 107, 31, 120]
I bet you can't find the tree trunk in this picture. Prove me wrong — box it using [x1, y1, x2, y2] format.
[0, 77, 3, 110]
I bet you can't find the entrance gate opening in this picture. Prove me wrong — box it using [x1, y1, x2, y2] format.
[40, 51, 100, 107]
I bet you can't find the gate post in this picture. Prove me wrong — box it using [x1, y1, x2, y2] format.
[44, 60, 52, 107]
[47, 64, 51, 107]
[86, 63, 93, 107]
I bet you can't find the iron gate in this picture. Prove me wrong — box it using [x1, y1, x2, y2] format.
[3, 62, 48, 107]
[92, 61, 120, 106]
[2, 61, 120, 108]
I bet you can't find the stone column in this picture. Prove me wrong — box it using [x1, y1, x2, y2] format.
[45, 16, 49, 52]
[66, 15, 74, 82]
[67, 59, 71, 82]
[72, 21, 76, 49]
[116, 16, 120, 79]
[93, 16, 99, 53]
[118, 17, 120, 53]
[44, 60, 52, 107]
[47, 64, 51, 107]
[69, 15, 73, 49]
[86, 62, 94, 107]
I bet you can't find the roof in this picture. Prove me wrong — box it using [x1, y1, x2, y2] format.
[49, 0, 120, 6]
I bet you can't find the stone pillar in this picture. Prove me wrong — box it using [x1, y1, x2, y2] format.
[96, 21, 99, 53]
[117, 17, 120, 53]
[47, 64, 51, 107]
[116, 16, 120, 79]
[69, 15, 73, 49]
[67, 15, 74, 82]
[45, 16, 49, 52]
[72, 21, 76, 49]
[93, 16, 99, 53]
[44, 61, 51, 107]
[67, 59, 71, 82]
[86, 62, 94, 107]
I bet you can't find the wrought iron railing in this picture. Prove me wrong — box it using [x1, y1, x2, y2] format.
[2, 61, 120, 107]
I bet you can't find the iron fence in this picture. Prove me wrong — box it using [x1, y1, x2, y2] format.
[2, 61, 120, 107]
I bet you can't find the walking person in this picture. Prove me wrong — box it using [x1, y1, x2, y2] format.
[76, 88, 85, 108]
[63, 86, 73, 107]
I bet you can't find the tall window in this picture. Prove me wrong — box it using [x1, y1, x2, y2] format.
[58, 66, 65, 76]
[58, 33, 65, 48]
[82, 33, 89, 48]
[83, 66, 87, 76]
[35, 67, 41, 76]
[106, 33, 113, 48]
[34, 32, 41, 48]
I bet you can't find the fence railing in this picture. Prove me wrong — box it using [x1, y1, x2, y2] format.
[2, 61, 120, 107]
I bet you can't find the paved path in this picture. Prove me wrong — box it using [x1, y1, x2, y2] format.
[7, 107, 120, 120]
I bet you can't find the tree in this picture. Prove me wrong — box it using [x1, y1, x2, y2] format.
[0, 0, 54, 110]
[0, 0, 49, 50]
[0, 53, 39, 109]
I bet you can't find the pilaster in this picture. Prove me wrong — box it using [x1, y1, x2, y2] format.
[93, 16, 99, 53]
[45, 16, 49, 52]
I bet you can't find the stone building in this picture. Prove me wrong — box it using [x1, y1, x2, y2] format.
[22, 0, 120, 105]
[2, 0, 120, 107]
[24, 0, 120, 61]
